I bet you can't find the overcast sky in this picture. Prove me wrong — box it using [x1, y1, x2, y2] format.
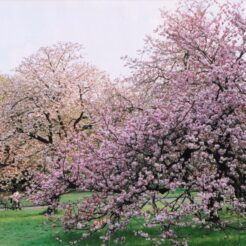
[0, 0, 178, 78]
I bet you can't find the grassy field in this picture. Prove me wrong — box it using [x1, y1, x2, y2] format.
[1, 190, 185, 208]
[9, 191, 93, 208]
[0, 192, 246, 246]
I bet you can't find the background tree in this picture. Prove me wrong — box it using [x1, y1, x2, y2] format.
[0, 42, 110, 192]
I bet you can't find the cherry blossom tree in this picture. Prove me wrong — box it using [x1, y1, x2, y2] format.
[0, 43, 109, 192]
[30, 0, 246, 244]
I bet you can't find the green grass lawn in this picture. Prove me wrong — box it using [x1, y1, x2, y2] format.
[1, 189, 188, 208]
[0, 208, 246, 246]
[1, 191, 246, 246]
[16, 191, 92, 208]
[15, 189, 188, 208]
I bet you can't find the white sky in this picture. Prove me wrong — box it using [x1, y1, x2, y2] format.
[0, 0, 178, 78]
